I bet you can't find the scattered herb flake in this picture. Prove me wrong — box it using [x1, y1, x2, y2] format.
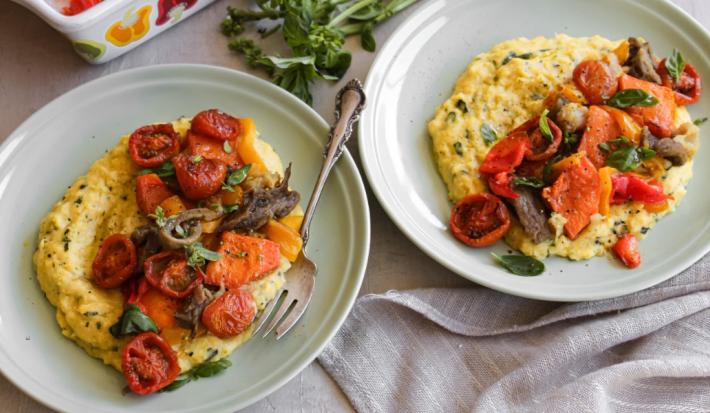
[693, 117, 707, 126]
[223, 140, 232, 153]
[492, 253, 544, 276]
[481, 123, 498, 145]
[453, 142, 464, 156]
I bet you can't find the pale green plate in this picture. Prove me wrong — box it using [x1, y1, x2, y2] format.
[360, 0, 710, 301]
[0, 65, 370, 412]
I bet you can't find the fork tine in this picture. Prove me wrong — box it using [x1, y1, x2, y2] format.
[274, 293, 312, 340]
[252, 289, 284, 335]
[261, 296, 295, 338]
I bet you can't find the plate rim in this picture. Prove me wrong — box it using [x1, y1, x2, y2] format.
[358, 0, 710, 302]
[0, 63, 371, 412]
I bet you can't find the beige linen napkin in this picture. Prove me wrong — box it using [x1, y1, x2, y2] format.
[318, 254, 710, 412]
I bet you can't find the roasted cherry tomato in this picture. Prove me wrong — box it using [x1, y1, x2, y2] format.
[92, 234, 137, 289]
[191, 109, 241, 141]
[135, 173, 175, 215]
[186, 131, 242, 169]
[573, 60, 618, 105]
[612, 234, 641, 269]
[201, 289, 256, 338]
[122, 332, 180, 395]
[479, 132, 531, 174]
[658, 60, 702, 105]
[129, 124, 180, 168]
[610, 173, 667, 205]
[511, 116, 563, 161]
[173, 152, 227, 200]
[449, 193, 511, 247]
[487, 172, 518, 199]
[144, 251, 203, 299]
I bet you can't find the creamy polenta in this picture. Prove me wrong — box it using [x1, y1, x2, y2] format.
[34, 117, 301, 374]
[429, 34, 699, 261]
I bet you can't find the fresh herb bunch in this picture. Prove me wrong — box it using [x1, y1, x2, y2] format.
[221, 0, 418, 105]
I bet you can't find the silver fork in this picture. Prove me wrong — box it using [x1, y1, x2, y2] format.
[252, 79, 366, 340]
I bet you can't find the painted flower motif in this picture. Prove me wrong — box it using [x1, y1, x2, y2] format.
[105, 5, 152, 47]
[156, 0, 198, 26]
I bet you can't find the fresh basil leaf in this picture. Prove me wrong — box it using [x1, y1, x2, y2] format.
[139, 161, 175, 178]
[539, 108, 553, 142]
[607, 89, 658, 108]
[481, 123, 498, 145]
[453, 142, 464, 156]
[222, 164, 252, 191]
[223, 204, 240, 213]
[160, 376, 191, 392]
[192, 359, 232, 378]
[665, 48, 685, 82]
[607, 136, 632, 147]
[109, 304, 158, 338]
[223, 140, 232, 154]
[360, 23, 376, 52]
[186, 242, 222, 268]
[492, 253, 544, 276]
[513, 176, 544, 188]
[693, 117, 708, 126]
[598, 143, 611, 153]
[605, 146, 641, 172]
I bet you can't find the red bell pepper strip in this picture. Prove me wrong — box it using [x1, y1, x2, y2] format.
[479, 132, 531, 174]
[612, 234, 641, 268]
[610, 173, 667, 205]
[487, 172, 519, 199]
[657, 60, 702, 106]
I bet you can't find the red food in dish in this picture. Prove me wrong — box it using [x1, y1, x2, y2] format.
[612, 234, 641, 268]
[173, 152, 228, 200]
[62, 0, 102, 16]
[121, 332, 180, 395]
[135, 173, 175, 214]
[573, 60, 618, 104]
[129, 124, 180, 168]
[201, 289, 256, 338]
[449, 193, 511, 247]
[92, 234, 137, 288]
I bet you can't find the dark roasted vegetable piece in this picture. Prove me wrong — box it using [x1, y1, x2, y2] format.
[130, 223, 163, 273]
[509, 187, 552, 243]
[175, 284, 222, 333]
[641, 126, 688, 166]
[218, 164, 300, 232]
[625, 37, 662, 84]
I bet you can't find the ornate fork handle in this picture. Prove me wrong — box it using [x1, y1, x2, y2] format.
[300, 79, 366, 245]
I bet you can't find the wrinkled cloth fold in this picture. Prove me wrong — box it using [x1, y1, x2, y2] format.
[318, 254, 710, 412]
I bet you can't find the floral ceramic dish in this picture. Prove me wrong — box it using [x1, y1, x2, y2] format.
[11, 0, 215, 63]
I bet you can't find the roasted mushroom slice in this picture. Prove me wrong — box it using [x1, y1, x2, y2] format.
[159, 208, 222, 249]
[625, 37, 662, 84]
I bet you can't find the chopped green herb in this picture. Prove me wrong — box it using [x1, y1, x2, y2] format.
[539, 109, 553, 142]
[481, 123, 498, 145]
[598, 143, 611, 153]
[693, 117, 707, 126]
[501, 51, 533, 65]
[607, 89, 658, 108]
[665, 48, 685, 82]
[185, 242, 222, 268]
[492, 253, 544, 276]
[453, 142, 464, 156]
[109, 304, 158, 338]
[139, 161, 175, 178]
[513, 176, 544, 188]
[446, 112, 457, 122]
[175, 223, 187, 238]
[223, 140, 232, 153]
[161, 359, 232, 392]
[191, 155, 203, 163]
[148, 206, 168, 228]
[221, 164, 252, 192]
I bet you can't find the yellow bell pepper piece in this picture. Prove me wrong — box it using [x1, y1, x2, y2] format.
[551, 152, 586, 176]
[279, 213, 304, 233]
[159, 195, 186, 218]
[264, 219, 303, 262]
[601, 106, 642, 144]
[237, 118, 268, 176]
[598, 166, 616, 216]
[613, 40, 630, 65]
[105, 6, 152, 47]
[644, 200, 670, 213]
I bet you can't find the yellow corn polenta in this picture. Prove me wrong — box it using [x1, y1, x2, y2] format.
[34, 117, 300, 373]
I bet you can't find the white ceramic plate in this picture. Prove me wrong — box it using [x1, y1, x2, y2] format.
[0, 65, 370, 412]
[359, 0, 710, 301]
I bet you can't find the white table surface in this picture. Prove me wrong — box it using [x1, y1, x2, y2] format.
[0, 0, 707, 411]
